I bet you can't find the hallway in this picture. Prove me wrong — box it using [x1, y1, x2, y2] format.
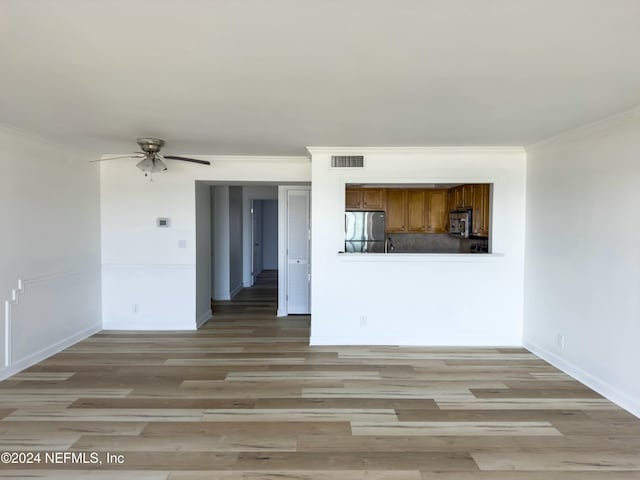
[211, 269, 278, 316]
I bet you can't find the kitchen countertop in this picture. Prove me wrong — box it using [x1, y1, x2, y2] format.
[337, 251, 502, 262]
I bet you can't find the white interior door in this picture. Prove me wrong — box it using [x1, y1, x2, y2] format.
[286, 189, 310, 314]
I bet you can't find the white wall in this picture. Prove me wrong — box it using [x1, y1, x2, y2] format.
[195, 182, 211, 327]
[229, 186, 243, 297]
[262, 200, 278, 270]
[309, 147, 527, 346]
[0, 124, 101, 379]
[242, 185, 278, 286]
[212, 186, 230, 300]
[101, 157, 310, 329]
[524, 107, 640, 417]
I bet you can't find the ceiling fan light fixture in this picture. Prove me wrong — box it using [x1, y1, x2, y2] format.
[136, 156, 154, 173]
[95, 138, 211, 178]
[152, 156, 168, 173]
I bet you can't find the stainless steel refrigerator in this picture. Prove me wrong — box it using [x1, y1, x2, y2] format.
[344, 211, 386, 253]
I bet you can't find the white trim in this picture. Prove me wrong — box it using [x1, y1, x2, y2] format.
[196, 310, 211, 329]
[101, 263, 195, 269]
[102, 154, 310, 163]
[307, 146, 527, 156]
[229, 283, 243, 299]
[3, 300, 10, 368]
[0, 323, 101, 381]
[526, 104, 640, 151]
[4, 270, 87, 367]
[277, 187, 288, 316]
[0, 121, 87, 152]
[311, 335, 522, 347]
[524, 340, 640, 419]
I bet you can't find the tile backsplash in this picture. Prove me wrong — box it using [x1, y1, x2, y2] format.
[388, 233, 488, 253]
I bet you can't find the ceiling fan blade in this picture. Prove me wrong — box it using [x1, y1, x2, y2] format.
[163, 155, 211, 165]
[90, 154, 143, 163]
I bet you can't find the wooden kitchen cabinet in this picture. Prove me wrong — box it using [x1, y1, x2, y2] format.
[462, 185, 473, 208]
[426, 189, 448, 233]
[452, 187, 461, 209]
[345, 188, 385, 211]
[345, 188, 361, 210]
[407, 190, 426, 232]
[471, 184, 490, 236]
[449, 184, 473, 210]
[362, 188, 385, 210]
[450, 186, 464, 209]
[448, 188, 457, 211]
[385, 189, 407, 232]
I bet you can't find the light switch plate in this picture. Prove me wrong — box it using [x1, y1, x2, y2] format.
[178, 239, 187, 248]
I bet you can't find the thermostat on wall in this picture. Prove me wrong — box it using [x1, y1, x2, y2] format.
[157, 217, 170, 227]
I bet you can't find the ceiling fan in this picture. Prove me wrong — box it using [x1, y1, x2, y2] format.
[93, 138, 210, 179]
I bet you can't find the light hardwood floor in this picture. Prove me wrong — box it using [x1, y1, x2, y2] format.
[1, 270, 639, 478]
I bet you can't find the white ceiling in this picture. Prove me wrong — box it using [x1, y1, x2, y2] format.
[2, 0, 640, 155]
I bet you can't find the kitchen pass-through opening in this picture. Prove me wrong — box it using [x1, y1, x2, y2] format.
[344, 183, 492, 254]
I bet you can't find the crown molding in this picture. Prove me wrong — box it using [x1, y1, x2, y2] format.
[306, 146, 526, 156]
[526, 104, 640, 151]
[0, 121, 90, 153]
[100, 154, 310, 163]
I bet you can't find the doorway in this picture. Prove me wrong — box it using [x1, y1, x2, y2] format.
[251, 199, 278, 287]
[196, 182, 310, 324]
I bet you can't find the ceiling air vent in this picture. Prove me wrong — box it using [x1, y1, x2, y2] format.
[331, 155, 365, 168]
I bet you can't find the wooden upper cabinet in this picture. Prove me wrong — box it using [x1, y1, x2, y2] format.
[345, 188, 361, 210]
[449, 185, 474, 210]
[350, 185, 485, 236]
[346, 188, 385, 211]
[407, 190, 426, 232]
[471, 184, 490, 237]
[385, 190, 407, 232]
[481, 184, 490, 236]
[426, 190, 448, 233]
[462, 185, 473, 208]
[482, 186, 490, 236]
[448, 188, 457, 211]
[362, 188, 385, 210]
[451, 186, 464, 210]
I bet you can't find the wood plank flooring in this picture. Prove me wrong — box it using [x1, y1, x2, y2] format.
[1, 270, 639, 478]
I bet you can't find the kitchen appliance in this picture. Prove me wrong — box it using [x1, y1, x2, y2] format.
[449, 209, 472, 238]
[345, 211, 386, 253]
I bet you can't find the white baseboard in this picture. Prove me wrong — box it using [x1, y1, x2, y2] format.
[524, 340, 640, 419]
[0, 323, 101, 381]
[230, 283, 243, 299]
[196, 310, 212, 329]
[310, 335, 521, 347]
[276, 308, 287, 317]
[102, 320, 196, 331]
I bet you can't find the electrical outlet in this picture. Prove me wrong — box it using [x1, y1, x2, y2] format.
[359, 315, 367, 326]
